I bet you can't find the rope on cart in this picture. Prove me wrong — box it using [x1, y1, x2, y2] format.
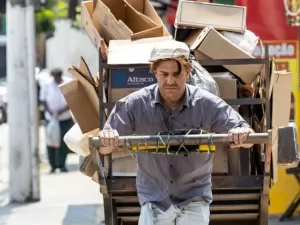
[123, 129, 216, 155]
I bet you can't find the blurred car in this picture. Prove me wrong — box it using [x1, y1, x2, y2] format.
[0, 76, 7, 123]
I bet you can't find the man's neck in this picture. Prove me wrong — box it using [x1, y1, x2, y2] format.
[163, 100, 179, 111]
[160, 93, 185, 112]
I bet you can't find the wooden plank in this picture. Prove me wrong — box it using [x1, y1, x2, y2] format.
[213, 193, 260, 201]
[117, 207, 140, 213]
[107, 175, 264, 193]
[118, 213, 258, 222]
[210, 204, 259, 211]
[113, 196, 139, 203]
[112, 192, 261, 203]
[116, 204, 259, 214]
[210, 213, 258, 220]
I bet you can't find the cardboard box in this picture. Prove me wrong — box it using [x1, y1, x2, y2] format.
[211, 72, 237, 99]
[91, 0, 170, 43]
[175, 1, 247, 33]
[270, 70, 293, 182]
[108, 36, 173, 65]
[183, 29, 210, 60]
[60, 79, 99, 133]
[272, 71, 293, 128]
[191, 27, 264, 85]
[125, 0, 171, 36]
[109, 67, 157, 101]
[107, 37, 179, 101]
[81, 1, 103, 49]
[60, 65, 107, 134]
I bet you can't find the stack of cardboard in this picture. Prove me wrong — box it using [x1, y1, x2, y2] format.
[81, 0, 170, 50]
[176, 1, 264, 97]
[174, 1, 262, 175]
[60, 0, 172, 177]
[175, 1, 293, 177]
[60, 0, 293, 179]
[175, 1, 269, 138]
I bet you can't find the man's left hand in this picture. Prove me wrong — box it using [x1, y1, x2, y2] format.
[228, 127, 254, 148]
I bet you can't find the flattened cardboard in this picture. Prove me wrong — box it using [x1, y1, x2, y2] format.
[107, 36, 173, 65]
[191, 27, 264, 85]
[92, 0, 170, 43]
[272, 71, 293, 128]
[60, 79, 99, 133]
[271, 70, 293, 183]
[81, 1, 103, 49]
[69, 67, 99, 115]
[79, 56, 94, 84]
[176, 1, 246, 33]
[71, 66, 98, 94]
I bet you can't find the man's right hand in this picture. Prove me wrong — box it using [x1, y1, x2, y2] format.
[98, 129, 120, 154]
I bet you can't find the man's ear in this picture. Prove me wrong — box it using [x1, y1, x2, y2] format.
[152, 67, 157, 76]
[187, 72, 190, 79]
[184, 70, 190, 80]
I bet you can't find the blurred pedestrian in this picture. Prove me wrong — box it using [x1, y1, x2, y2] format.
[39, 68, 74, 173]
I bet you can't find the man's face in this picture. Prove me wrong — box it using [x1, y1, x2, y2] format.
[53, 74, 62, 84]
[154, 59, 189, 102]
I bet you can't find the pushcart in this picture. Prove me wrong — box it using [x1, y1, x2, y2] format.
[85, 44, 298, 225]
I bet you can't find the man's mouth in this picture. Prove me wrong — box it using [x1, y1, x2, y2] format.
[164, 86, 178, 90]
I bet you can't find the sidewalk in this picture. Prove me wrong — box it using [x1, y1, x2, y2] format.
[0, 154, 105, 225]
[0, 124, 104, 225]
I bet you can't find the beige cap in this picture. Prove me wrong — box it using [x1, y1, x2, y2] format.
[149, 40, 190, 62]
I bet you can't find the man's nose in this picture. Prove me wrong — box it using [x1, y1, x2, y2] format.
[166, 75, 175, 84]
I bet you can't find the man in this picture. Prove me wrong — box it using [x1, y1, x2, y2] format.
[98, 40, 254, 225]
[39, 68, 74, 173]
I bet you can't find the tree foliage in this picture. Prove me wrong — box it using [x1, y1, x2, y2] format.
[35, 0, 69, 34]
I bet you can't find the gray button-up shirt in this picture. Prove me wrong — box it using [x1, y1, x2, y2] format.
[104, 84, 250, 210]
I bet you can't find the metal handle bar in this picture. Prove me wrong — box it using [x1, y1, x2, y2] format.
[89, 132, 270, 148]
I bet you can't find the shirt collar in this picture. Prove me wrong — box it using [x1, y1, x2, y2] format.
[152, 84, 190, 108]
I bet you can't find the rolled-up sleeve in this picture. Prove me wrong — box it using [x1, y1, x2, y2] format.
[209, 97, 250, 133]
[103, 99, 135, 136]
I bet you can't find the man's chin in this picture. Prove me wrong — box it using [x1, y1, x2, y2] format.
[164, 92, 179, 100]
[164, 89, 178, 94]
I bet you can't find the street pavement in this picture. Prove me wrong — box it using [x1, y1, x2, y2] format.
[0, 124, 104, 225]
[0, 123, 299, 225]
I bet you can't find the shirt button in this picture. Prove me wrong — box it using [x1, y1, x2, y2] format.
[170, 180, 173, 184]
[170, 165, 173, 168]
[170, 195, 174, 198]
